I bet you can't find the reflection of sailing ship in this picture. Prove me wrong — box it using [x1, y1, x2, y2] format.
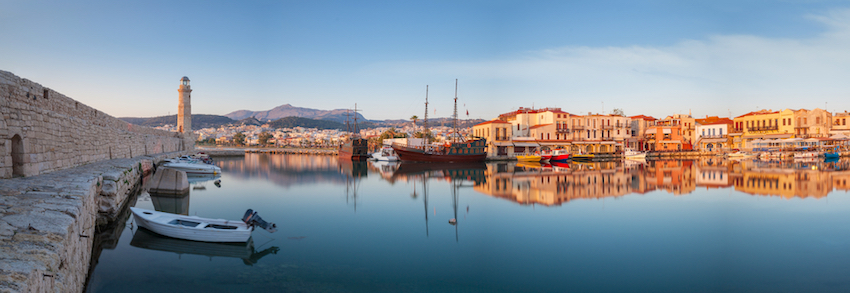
[130, 228, 279, 266]
[338, 159, 369, 178]
[340, 160, 367, 212]
[393, 162, 487, 184]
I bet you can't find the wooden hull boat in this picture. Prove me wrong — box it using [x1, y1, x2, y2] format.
[131, 207, 277, 243]
[339, 138, 369, 160]
[392, 139, 487, 162]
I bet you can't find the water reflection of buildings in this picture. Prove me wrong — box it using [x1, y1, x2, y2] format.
[386, 158, 850, 206]
[218, 154, 348, 186]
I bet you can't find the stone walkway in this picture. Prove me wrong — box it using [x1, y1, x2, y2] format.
[0, 151, 187, 293]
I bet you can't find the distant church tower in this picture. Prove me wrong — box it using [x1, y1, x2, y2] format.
[177, 76, 192, 133]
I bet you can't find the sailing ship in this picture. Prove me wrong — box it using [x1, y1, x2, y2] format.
[392, 80, 487, 162]
[338, 104, 370, 160]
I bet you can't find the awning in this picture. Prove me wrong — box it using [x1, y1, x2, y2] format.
[763, 134, 793, 139]
[662, 129, 672, 134]
[492, 142, 512, 146]
[661, 140, 681, 144]
[645, 128, 657, 135]
[700, 138, 727, 143]
[513, 142, 540, 147]
[539, 142, 570, 146]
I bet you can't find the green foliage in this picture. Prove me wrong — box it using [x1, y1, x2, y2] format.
[232, 132, 246, 146]
[378, 128, 408, 145]
[612, 108, 625, 116]
[258, 131, 274, 146]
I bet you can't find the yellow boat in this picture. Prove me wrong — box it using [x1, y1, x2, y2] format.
[516, 154, 542, 161]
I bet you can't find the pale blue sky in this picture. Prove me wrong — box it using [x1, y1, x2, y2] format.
[3, 0, 850, 121]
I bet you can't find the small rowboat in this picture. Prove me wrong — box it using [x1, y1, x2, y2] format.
[131, 207, 277, 243]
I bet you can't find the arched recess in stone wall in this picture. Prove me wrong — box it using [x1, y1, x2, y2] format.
[11, 134, 24, 177]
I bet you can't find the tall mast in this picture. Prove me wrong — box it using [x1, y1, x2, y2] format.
[352, 103, 361, 138]
[452, 79, 458, 142]
[424, 85, 429, 143]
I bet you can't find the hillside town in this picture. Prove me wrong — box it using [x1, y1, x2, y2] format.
[160, 106, 850, 159]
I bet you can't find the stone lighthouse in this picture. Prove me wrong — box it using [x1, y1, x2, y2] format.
[177, 76, 192, 134]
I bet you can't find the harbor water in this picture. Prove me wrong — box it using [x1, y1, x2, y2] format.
[85, 154, 850, 292]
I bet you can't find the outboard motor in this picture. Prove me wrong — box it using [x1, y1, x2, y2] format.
[242, 209, 278, 233]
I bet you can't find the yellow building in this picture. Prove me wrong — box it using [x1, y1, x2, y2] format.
[732, 109, 794, 150]
[472, 120, 512, 157]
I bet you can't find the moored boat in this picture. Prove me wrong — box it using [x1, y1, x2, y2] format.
[572, 150, 594, 160]
[393, 139, 487, 162]
[623, 148, 646, 159]
[160, 159, 221, 175]
[370, 145, 399, 161]
[393, 80, 486, 163]
[516, 153, 542, 162]
[549, 149, 571, 162]
[130, 207, 277, 243]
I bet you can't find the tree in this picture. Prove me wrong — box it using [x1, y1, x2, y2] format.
[258, 131, 273, 147]
[378, 128, 408, 145]
[612, 108, 625, 116]
[232, 132, 246, 146]
[410, 115, 419, 129]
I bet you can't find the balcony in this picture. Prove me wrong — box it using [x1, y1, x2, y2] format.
[795, 125, 808, 129]
[700, 135, 727, 139]
[602, 125, 614, 130]
[602, 137, 614, 141]
[747, 126, 778, 132]
[556, 129, 570, 134]
[572, 125, 585, 130]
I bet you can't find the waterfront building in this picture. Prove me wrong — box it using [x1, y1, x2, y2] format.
[472, 120, 513, 158]
[628, 115, 657, 150]
[732, 109, 791, 150]
[831, 111, 850, 136]
[791, 108, 832, 138]
[694, 118, 733, 152]
[571, 113, 631, 154]
[732, 108, 832, 150]
[645, 117, 688, 151]
[485, 107, 633, 158]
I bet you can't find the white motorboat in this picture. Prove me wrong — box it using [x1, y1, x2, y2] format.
[726, 151, 756, 158]
[624, 148, 646, 159]
[130, 207, 277, 243]
[160, 158, 222, 175]
[370, 145, 399, 161]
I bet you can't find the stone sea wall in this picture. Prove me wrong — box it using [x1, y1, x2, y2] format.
[0, 70, 194, 292]
[0, 70, 191, 179]
[0, 154, 182, 293]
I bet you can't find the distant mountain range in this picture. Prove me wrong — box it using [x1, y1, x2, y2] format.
[120, 104, 484, 129]
[225, 104, 366, 123]
[119, 114, 235, 129]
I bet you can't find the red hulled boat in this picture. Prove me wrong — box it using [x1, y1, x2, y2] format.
[392, 139, 487, 162]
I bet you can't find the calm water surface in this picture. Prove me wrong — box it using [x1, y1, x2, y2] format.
[85, 154, 850, 292]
